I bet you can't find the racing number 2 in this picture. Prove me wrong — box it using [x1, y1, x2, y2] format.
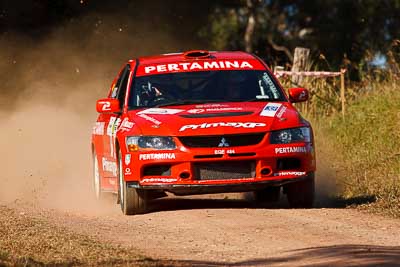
[99, 101, 111, 111]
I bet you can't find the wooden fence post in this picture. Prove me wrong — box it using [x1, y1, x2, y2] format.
[291, 47, 310, 86]
[340, 69, 346, 119]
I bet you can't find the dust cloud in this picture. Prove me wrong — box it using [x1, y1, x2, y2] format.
[314, 130, 338, 206]
[0, 12, 195, 214]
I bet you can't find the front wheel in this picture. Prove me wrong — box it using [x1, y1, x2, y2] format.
[285, 172, 315, 208]
[118, 150, 148, 215]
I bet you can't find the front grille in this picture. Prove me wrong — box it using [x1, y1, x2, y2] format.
[194, 161, 255, 180]
[179, 132, 265, 148]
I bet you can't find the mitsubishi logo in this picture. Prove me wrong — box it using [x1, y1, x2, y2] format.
[218, 137, 230, 147]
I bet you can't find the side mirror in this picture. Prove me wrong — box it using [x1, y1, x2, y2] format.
[288, 88, 309, 103]
[96, 98, 121, 113]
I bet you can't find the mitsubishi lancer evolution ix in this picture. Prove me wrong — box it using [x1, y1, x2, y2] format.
[91, 50, 316, 215]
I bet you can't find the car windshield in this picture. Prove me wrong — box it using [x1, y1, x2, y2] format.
[128, 70, 286, 109]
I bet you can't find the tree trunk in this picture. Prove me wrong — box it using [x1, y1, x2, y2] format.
[244, 0, 256, 53]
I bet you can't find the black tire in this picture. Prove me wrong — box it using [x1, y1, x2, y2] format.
[118, 150, 148, 215]
[285, 172, 315, 208]
[253, 186, 281, 203]
[92, 149, 103, 200]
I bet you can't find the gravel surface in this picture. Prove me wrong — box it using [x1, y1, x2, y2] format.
[2, 194, 400, 267]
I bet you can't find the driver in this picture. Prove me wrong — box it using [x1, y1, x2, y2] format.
[140, 82, 163, 106]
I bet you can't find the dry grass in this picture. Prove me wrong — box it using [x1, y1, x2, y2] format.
[277, 47, 400, 217]
[310, 81, 400, 217]
[279, 75, 344, 117]
[0, 205, 185, 266]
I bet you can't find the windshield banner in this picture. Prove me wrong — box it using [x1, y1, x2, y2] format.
[136, 59, 266, 76]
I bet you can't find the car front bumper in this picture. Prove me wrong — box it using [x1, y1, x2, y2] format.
[122, 140, 316, 194]
[127, 173, 312, 195]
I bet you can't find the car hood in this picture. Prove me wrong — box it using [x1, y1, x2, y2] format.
[127, 102, 305, 136]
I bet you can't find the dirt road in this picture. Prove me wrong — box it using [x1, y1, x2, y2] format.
[4, 192, 399, 267]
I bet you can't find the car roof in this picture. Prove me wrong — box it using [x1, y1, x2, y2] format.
[135, 51, 258, 65]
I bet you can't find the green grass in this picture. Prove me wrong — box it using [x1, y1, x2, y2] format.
[315, 83, 400, 217]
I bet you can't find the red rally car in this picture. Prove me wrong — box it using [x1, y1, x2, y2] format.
[91, 50, 316, 215]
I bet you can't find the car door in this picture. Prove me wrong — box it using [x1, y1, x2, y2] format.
[100, 64, 131, 189]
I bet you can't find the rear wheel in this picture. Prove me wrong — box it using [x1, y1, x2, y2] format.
[285, 172, 315, 208]
[253, 186, 281, 203]
[118, 150, 148, 215]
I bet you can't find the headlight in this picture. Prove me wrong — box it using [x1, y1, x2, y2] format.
[270, 127, 311, 144]
[126, 136, 176, 151]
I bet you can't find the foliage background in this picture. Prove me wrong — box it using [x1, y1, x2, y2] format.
[2, 0, 400, 69]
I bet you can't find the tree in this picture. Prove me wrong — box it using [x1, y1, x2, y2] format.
[202, 0, 400, 72]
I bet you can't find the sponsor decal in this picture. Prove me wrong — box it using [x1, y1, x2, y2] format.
[263, 73, 279, 96]
[137, 114, 162, 125]
[276, 106, 287, 118]
[106, 117, 116, 136]
[138, 108, 183, 115]
[125, 154, 131, 165]
[187, 109, 205, 114]
[208, 107, 243, 112]
[142, 178, 178, 183]
[125, 168, 132, 175]
[260, 103, 282, 117]
[275, 146, 307, 154]
[102, 157, 117, 176]
[274, 171, 306, 176]
[179, 122, 266, 132]
[139, 153, 176, 160]
[113, 118, 121, 135]
[107, 117, 121, 156]
[118, 118, 134, 132]
[144, 60, 254, 74]
[92, 122, 104, 135]
[187, 107, 244, 114]
[195, 103, 228, 108]
[106, 117, 121, 136]
[214, 149, 236, 155]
